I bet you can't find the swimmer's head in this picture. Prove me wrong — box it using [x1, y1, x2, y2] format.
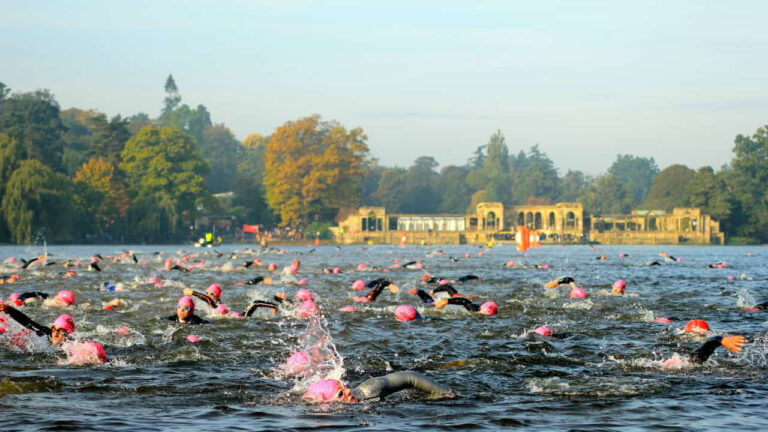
[570, 287, 587, 299]
[56, 290, 76, 306]
[684, 319, 710, 334]
[176, 296, 195, 321]
[395, 305, 419, 322]
[612, 279, 626, 294]
[51, 314, 75, 345]
[215, 304, 229, 315]
[303, 379, 354, 403]
[351, 280, 365, 291]
[534, 326, 552, 337]
[206, 284, 222, 300]
[295, 289, 313, 301]
[479, 301, 498, 315]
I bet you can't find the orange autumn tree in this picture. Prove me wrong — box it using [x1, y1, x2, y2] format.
[264, 115, 369, 226]
[73, 157, 129, 231]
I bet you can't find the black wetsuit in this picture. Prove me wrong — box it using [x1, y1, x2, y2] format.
[89, 262, 102, 272]
[401, 261, 417, 268]
[243, 260, 256, 268]
[646, 261, 662, 266]
[365, 279, 392, 302]
[432, 284, 459, 297]
[350, 371, 453, 401]
[169, 265, 189, 272]
[689, 336, 729, 364]
[456, 275, 479, 283]
[166, 314, 209, 325]
[755, 301, 768, 310]
[552, 277, 575, 286]
[20, 258, 38, 269]
[413, 289, 435, 304]
[188, 291, 219, 309]
[18, 292, 49, 302]
[444, 297, 480, 312]
[245, 276, 267, 285]
[243, 300, 279, 317]
[2, 306, 54, 340]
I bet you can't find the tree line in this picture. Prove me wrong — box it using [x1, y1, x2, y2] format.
[0, 78, 765, 244]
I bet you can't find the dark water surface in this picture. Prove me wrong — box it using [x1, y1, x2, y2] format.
[0, 244, 766, 431]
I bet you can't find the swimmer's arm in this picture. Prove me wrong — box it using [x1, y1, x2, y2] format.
[414, 290, 434, 304]
[243, 301, 278, 317]
[446, 297, 480, 312]
[432, 285, 458, 296]
[354, 371, 453, 400]
[189, 315, 209, 325]
[688, 336, 724, 364]
[189, 291, 217, 308]
[0, 305, 51, 336]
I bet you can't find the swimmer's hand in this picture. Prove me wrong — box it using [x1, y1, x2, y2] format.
[0, 303, 7, 312]
[435, 299, 449, 309]
[183, 288, 193, 296]
[275, 292, 287, 300]
[264, 278, 273, 284]
[721, 335, 745, 353]
[544, 280, 558, 288]
[388, 284, 399, 294]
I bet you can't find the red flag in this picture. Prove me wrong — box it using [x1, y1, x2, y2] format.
[242, 224, 259, 234]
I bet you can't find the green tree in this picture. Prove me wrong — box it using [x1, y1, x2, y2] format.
[0, 90, 66, 172]
[642, 164, 696, 210]
[558, 169, 587, 202]
[689, 166, 731, 222]
[728, 125, 768, 241]
[200, 124, 241, 192]
[466, 131, 512, 204]
[438, 165, 471, 213]
[510, 145, 559, 204]
[607, 154, 660, 207]
[373, 167, 407, 213]
[126, 113, 152, 136]
[88, 114, 131, 165]
[580, 173, 632, 215]
[163, 74, 181, 113]
[1, 159, 76, 243]
[402, 156, 440, 213]
[120, 126, 210, 241]
[60, 108, 98, 176]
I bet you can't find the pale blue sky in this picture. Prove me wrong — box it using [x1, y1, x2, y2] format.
[2, 1, 766, 174]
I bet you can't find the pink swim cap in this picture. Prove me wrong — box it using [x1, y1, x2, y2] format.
[438, 279, 450, 285]
[570, 287, 587, 299]
[186, 334, 200, 343]
[339, 305, 356, 312]
[296, 279, 308, 285]
[284, 351, 310, 373]
[479, 301, 498, 315]
[299, 300, 318, 317]
[215, 304, 229, 314]
[89, 342, 108, 362]
[654, 317, 672, 324]
[149, 276, 159, 284]
[332, 267, 341, 274]
[351, 280, 365, 291]
[303, 379, 343, 402]
[534, 326, 552, 337]
[57, 290, 76, 306]
[357, 263, 367, 270]
[296, 289, 313, 301]
[395, 305, 419, 322]
[8, 293, 19, 301]
[53, 314, 75, 333]
[207, 283, 222, 297]
[230, 311, 243, 318]
[353, 296, 370, 302]
[9, 257, 17, 263]
[613, 279, 626, 290]
[177, 296, 195, 309]
[268, 263, 277, 271]
[505, 261, 516, 267]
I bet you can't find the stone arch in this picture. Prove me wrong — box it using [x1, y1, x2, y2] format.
[534, 212, 542, 229]
[548, 212, 555, 229]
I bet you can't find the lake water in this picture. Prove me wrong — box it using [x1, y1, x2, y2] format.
[0, 244, 766, 431]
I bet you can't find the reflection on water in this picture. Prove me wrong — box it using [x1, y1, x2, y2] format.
[0, 244, 766, 430]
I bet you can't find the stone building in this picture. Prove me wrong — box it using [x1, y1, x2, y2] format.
[332, 203, 724, 245]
